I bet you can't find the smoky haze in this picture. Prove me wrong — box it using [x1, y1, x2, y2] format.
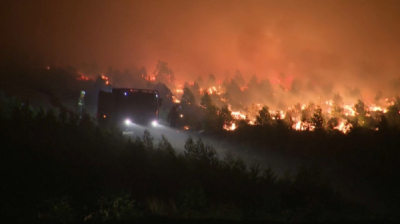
[1, 0, 400, 100]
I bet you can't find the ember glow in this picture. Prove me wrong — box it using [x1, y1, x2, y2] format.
[193, 79, 398, 133]
[224, 123, 236, 131]
[143, 75, 156, 82]
[172, 95, 180, 104]
[2, 0, 400, 100]
[76, 75, 91, 81]
[231, 111, 246, 120]
[101, 75, 110, 85]
[2, 0, 400, 134]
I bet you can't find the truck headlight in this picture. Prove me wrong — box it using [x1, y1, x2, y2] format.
[151, 120, 158, 127]
[125, 119, 132, 125]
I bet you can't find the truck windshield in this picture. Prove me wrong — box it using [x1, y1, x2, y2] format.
[122, 93, 158, 109]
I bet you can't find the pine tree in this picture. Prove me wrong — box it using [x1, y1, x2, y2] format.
[311, 106, 325, 131]
[256, 106, 273, 126]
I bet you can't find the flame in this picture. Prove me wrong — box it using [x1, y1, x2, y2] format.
[334, 120, 352, 134]
[208, 86, 218, 94]
[369, 106, 388, 113]
[292, 121, 315, 131]
[170, 80, 398, 134]
[77, 75, 90, 81]
[223, 122, 236, 131]
[101, 75, 110, 85]
[343, 104, 356, 116]
[240, 86, 248, 91]
[201, 86, 224, 95]
[231, 111, 246, 120]
[142, 74, 156, 81]
[172, 95, 180, 103]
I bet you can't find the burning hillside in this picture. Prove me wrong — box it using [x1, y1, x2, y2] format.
[176, 77, 399, 133]
[72, 62, 399, 134]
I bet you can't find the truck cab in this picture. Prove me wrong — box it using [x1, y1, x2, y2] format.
[97, 88, 162, 129]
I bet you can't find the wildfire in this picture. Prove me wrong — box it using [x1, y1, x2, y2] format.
[270, 110, 285, 120]
[101, 75, 110, 85]
[173, 80, 399, 134]
[77, 75, 90, 81]
[334, 120, 352, 134]
[172, 95, 180, 103]
[142, 74, 156, 81]
[201, 86, 224, 95]
[223, 122, 236, 131]
[231, 111, 246, 120]
[369, 106, 388, 113]
[208, 86, 218, 94]
[240, 86, 248, 91]
[343, 104, 356, 116]
[292, 121, 315, 131]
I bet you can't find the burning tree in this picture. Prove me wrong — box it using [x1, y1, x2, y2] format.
[153, 60, 175, 85]
[353, 99, 370, 128]
[207, 74, 216, 87]
[154, 82, 174, 121]
[385, 96, 400, 129]
[181, 87, 195, 105]
[200, 92, 233, 132]
[327, 93, 343, 118]
[311, 106, 325, 131]
[180, 88, 201, 129]
[219, 106, 234, 131]
[201, 92, 219, 132]
[273, 110, 289, 130]
[255, 106, 273, 126]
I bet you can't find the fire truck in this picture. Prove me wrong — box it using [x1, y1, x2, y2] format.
[97, 88, 162, 129]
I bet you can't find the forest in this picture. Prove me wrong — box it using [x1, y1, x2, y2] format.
[1, 60, 400, 222]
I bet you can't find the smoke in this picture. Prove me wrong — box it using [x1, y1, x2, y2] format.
[125, 124, 303, 176]
[1, 0, 400, 103]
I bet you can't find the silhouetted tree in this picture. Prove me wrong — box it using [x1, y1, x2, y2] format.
[234, 70, 245, 87]
[274, 110, 288, 130]
[353, 99, 370, 128]
[290, 79, 302, 94]
[311, 106, 325, 131]
[248, 75, 258, 89]
[284, 109, 295, 128]
[332, 93, 344, 118]
[374, 91, 382, 103]
[200, 92, 226, 132]
[224, 79, 243, 107]
[385, 97, 400, 128]
[207, 74, 216, 87]
[256, 106, 273, 126]
[153, 60, 174, 85]
[180, 88, 201, 129]
[354, 99, 366, 116]
[154, 82, 174, 120]
[217, 106, 234, 131]
[246, 103, 259, 121]
[181, 87, 196, 106]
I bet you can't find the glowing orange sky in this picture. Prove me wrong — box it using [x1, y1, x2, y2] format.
[1, 0, 400, 98]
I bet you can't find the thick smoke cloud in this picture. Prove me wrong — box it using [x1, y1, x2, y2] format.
[1, 0, 400, 101]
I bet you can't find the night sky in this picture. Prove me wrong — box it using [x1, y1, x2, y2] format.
[1, 0, 400, 99]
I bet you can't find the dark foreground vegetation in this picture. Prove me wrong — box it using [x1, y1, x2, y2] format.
[3, 95, 397, 223]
